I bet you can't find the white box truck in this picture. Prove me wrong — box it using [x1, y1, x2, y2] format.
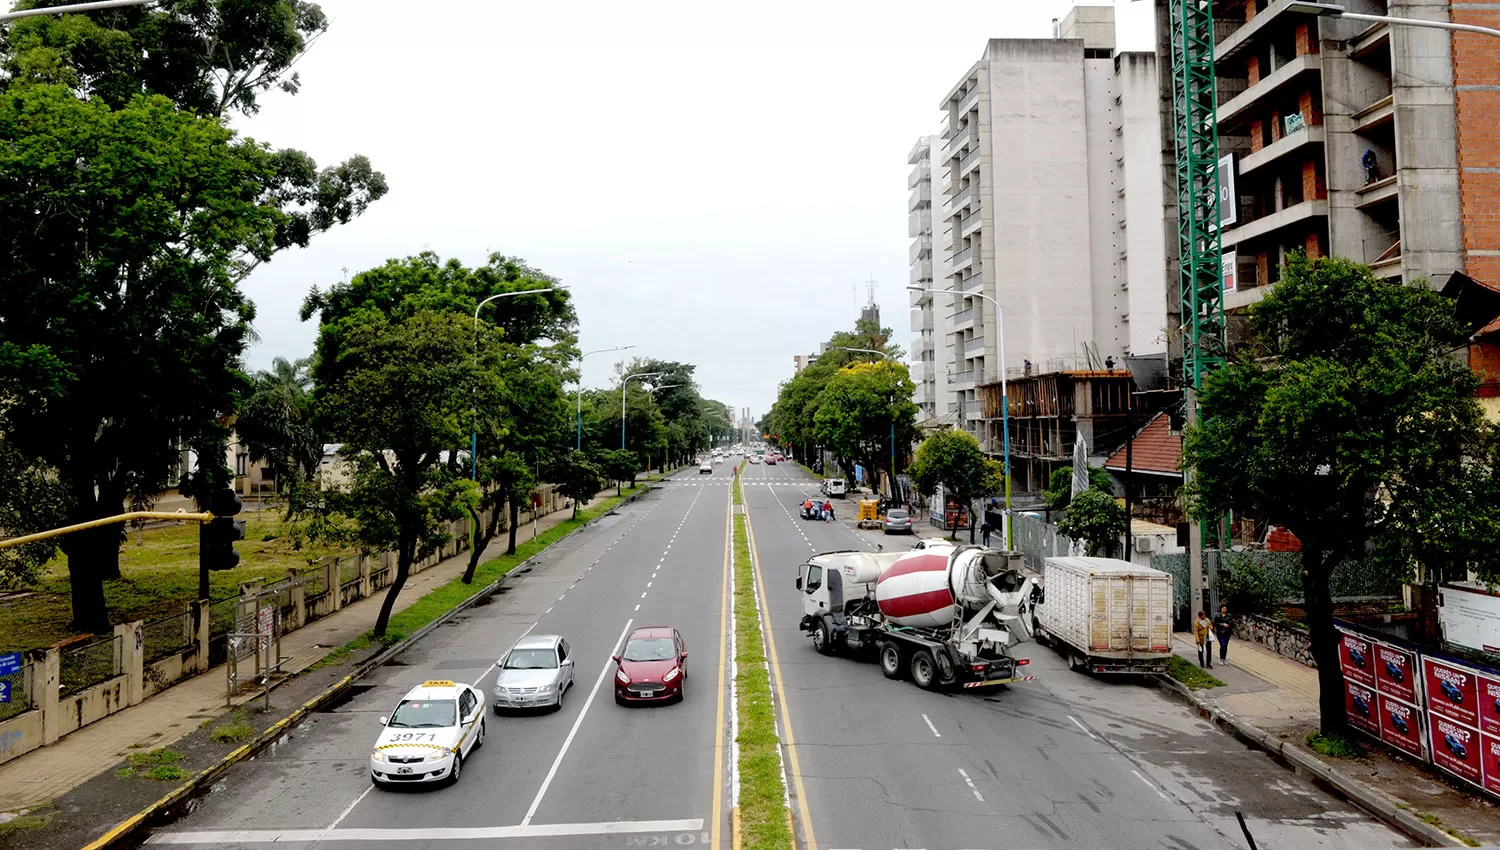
[1031, 556, 1173, 674]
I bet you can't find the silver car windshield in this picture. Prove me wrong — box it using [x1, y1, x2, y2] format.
[504, 648, 558, 669]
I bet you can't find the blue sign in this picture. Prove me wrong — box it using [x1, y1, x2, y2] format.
[0, 681, 9, 704]
[0, 653, 18, 677]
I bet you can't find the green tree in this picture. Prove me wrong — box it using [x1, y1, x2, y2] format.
[303, 297, 498, 638]
[908, 429, 1004, 543]
[1043, 465, 1117, 514]
[0, 429, 71, 588]
[812, 361, 919, 489]
[1183, 253, 1500, 735]
[1056, 489, 1125, 556]
[591, 449, 637, 496]
[551, 455, 604, 519]
[236, 357, 322, 500]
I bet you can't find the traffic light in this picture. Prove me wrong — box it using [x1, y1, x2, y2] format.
[201, 489, 246, 571]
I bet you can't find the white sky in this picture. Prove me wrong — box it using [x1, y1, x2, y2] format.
[66, 0, 1156, 419]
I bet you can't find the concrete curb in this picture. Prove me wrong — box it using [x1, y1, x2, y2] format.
[1152, 675, 1463, 848]
[77, 484, 659, 850]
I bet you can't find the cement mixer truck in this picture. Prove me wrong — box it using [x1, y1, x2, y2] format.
[795, 543, 1037, 691]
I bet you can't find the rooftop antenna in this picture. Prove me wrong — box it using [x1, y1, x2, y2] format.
[865, 277, 878, 309]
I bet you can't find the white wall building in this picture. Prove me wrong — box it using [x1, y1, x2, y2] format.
[909, 5, 1169, 448]
[907, 135, 952, 425]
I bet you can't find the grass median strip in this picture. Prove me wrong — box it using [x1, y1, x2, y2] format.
[732, 474, 794, 850]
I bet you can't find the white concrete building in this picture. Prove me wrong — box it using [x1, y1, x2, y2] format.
[907, 135, 952, 425]
[910, 5, 1169, 447]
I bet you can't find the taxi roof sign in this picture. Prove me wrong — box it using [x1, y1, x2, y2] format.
[420, 679, 456, 688]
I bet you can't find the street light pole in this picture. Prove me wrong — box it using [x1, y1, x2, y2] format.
[1, 0, 153, 22]
[621, 371, 668, 451]
[471, 288, 554, 480]
[909, 285, 1012, 550]
[1286, 2, 1500, 38]
[576, 346, 636, 452]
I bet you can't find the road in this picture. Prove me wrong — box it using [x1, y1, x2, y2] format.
[738, 457, 1412, 850]
[140, 454, 1415, 850]
[144, 468, 737, 849]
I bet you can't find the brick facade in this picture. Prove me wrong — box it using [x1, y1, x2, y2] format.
[1453, 7, 1500, 287]
[1301, 157, 1326, 201]
[1293, 22, 1319, 57]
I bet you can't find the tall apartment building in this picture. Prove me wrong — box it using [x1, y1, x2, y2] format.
[910, 6, 1170, 449]
[1209, 0, 1473, 305]
[907, 135, 952, 424]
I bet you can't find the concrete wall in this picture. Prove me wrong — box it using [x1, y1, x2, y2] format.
[985, 38, 1096, 373]
[1118, 52, 1171, 357]
[1085, 55, 1125, 362]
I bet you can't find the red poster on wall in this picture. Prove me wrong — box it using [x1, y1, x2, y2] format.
[1345, 680, 1379, 735]
[1430, 716, 1484, 786]
[1484, 733, 1500, 797]
[1424, 657, 1481, 728]
[1374, 643, 1418, 704]
[1338, 630, 1375, 687]
[1478, 674, 1500, 737]
[1378, 693, 1426, 758]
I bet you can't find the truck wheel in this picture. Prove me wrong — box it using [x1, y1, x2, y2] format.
[933, 649, 957, 686]
[812, 620, 835, 656]
[878, 642, 903, 679]
[1068, 652, 1088, 673]
[910, 650, 939, 691]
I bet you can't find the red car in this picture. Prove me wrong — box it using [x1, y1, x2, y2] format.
[614, 626, 688, 705]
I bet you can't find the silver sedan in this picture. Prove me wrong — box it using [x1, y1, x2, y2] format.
[493, 634, 574, 711]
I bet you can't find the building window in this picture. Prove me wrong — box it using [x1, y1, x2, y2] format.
[235, 453, 248, 477]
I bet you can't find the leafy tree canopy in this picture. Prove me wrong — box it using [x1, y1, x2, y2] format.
[1057, 489, 1125, 557]
[1043, 465, 1116, 513]
[908, 429, 1004, 542]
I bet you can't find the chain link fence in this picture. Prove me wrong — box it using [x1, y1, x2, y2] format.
[59, 634, 121, 697]
[142, 610, 195, 664]
[0, 659, 31, 721]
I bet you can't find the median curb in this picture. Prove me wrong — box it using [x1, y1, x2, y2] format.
[1152, 675, 1462, 848]
[77, 483, 659, 850]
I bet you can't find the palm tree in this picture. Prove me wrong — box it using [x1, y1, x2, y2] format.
[237, 357, 321, 491]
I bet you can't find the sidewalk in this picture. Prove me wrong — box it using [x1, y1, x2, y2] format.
[1168, 633, 1500, 846]
[0, 486, 623, 814]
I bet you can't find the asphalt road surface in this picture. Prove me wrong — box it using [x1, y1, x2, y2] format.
[738, 458, 1411, 850]
[142, 454, 1416, 850]
[145, 468, 734, 850]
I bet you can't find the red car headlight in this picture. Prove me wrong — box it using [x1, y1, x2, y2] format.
[663, 667, 681, 682]
[616, 669, 630, 685]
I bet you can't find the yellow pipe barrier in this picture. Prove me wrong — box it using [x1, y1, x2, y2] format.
[0, 511, 214, 550]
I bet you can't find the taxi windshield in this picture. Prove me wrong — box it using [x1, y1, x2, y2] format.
[623, 637, 676, 662]
[504, 648, 558, 669]
[387, 699, 455, 728]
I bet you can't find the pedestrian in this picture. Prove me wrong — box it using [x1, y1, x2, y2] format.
[823, 499, 834, 522]
[980, 520, 993, 548]
[1213, 604, 1234, 665]
[1193, 610, 1214, 669]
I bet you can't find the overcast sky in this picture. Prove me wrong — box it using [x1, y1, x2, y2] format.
[220, 0, 1154, 420]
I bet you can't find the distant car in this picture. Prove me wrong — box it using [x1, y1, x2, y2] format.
[883, 509, 913, 535]
[371, 680, 485, 787]
[1351, 694, 1371, 717]
[1390, 710, 1410, 735]
[713, 457, 723, 465]
[699, 461, 713, 474]
[822, 478, 847, 498]
[493, 634, 574, 711]
[1445, 733, 1468, 760]
[1347, 647, 1366, 668]
[1384, 660, 1404, 682]
[1441, 679, 1465, 703]
[749, 456, 761, 464]
[764, 456, 776, 465]
[615, 626, 688, 705]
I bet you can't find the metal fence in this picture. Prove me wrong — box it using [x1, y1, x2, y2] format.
[0, 660, 31, 721]
[59, 634, 121, 697]
[142, 610, 195, 664]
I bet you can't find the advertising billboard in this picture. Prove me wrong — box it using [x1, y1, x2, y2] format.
[1431, 715, 1484, 786]
[1378, 693, 1426, 758]
[1424, 657, 1480, 728]
[1480, 674, 1500, 737]
[1485, 734, 1500, 797]
[1338, 630, 1375, 687]
[1374, 642, 1419, 705]
[1218, 154, 1237, 228]
[1223, 252, 1237, 295]
[1345, 680, 1379, 735]
[1439, 584, 1500, 655]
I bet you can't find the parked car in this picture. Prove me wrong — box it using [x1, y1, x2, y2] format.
[614, 626, 689, 705]
[493, 634, 574, 711]
[883, 509, 913, 535]
[821, 478, 846, 498]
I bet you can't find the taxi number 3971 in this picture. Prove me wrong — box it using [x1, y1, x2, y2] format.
[387, 732, 438, 742]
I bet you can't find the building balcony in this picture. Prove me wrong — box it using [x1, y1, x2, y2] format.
[957, 272, 983, 292]
[1240, 125, 1325, 177]
[1220, 199, 1328, 248]
[943, 122, 976, 158]
[908, 162, 930, 190]
[1216, 52, 1323, 130]
[952, 246, 974, 272]
[957, 81, 981, 115]
[908, 209, 931, 239]
[1216, 0, 1318, 63]
[909, 259, 933, 284]
[1352, 93, 1394, 135]
[907, 137, 932, 166]
[915, 333, 935, 355]
[959, 209, 982, 238]
[1355, 175, 1398, 211]
[908, 183, 931, 212]
[958, 146, 981, 178]
[910, 286, 932, 308]
[964, 336, 986, 355]
[952, 306, 982, 333]
[945, 182, 979, 216]
[909, 233, 932, 264]
[951, 369, 977, 390]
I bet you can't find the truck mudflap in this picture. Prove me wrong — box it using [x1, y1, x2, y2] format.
[958, 656, 1031, 688]
[962, 675, 1037, 688]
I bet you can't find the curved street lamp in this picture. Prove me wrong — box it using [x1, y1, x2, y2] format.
[576, 346, 636, 451]
[471, 288, 554, 480]
[621, 372, 668, 450]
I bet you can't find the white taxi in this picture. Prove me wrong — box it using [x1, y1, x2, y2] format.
[370, 680, 485, 787]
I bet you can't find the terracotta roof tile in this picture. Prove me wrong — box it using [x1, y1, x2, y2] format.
[1103, 412, 1181, 475]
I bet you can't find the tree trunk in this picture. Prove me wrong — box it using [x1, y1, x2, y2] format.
[462, 498, 504, 584]
[968, 504, 977, 544]
[61, 526, 112, 633]
[373, 533, 414, 639]
[506, 496, 521, 556]
[1301, 543, 1348, 736]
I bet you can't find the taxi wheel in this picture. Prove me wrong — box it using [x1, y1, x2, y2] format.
[474, 718, 485, 750]
[448, 753, 463, 785]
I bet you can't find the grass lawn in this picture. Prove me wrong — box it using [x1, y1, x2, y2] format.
[0, 505, 354, 652]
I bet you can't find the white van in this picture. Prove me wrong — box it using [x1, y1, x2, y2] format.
[822, 478, 847, 498]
